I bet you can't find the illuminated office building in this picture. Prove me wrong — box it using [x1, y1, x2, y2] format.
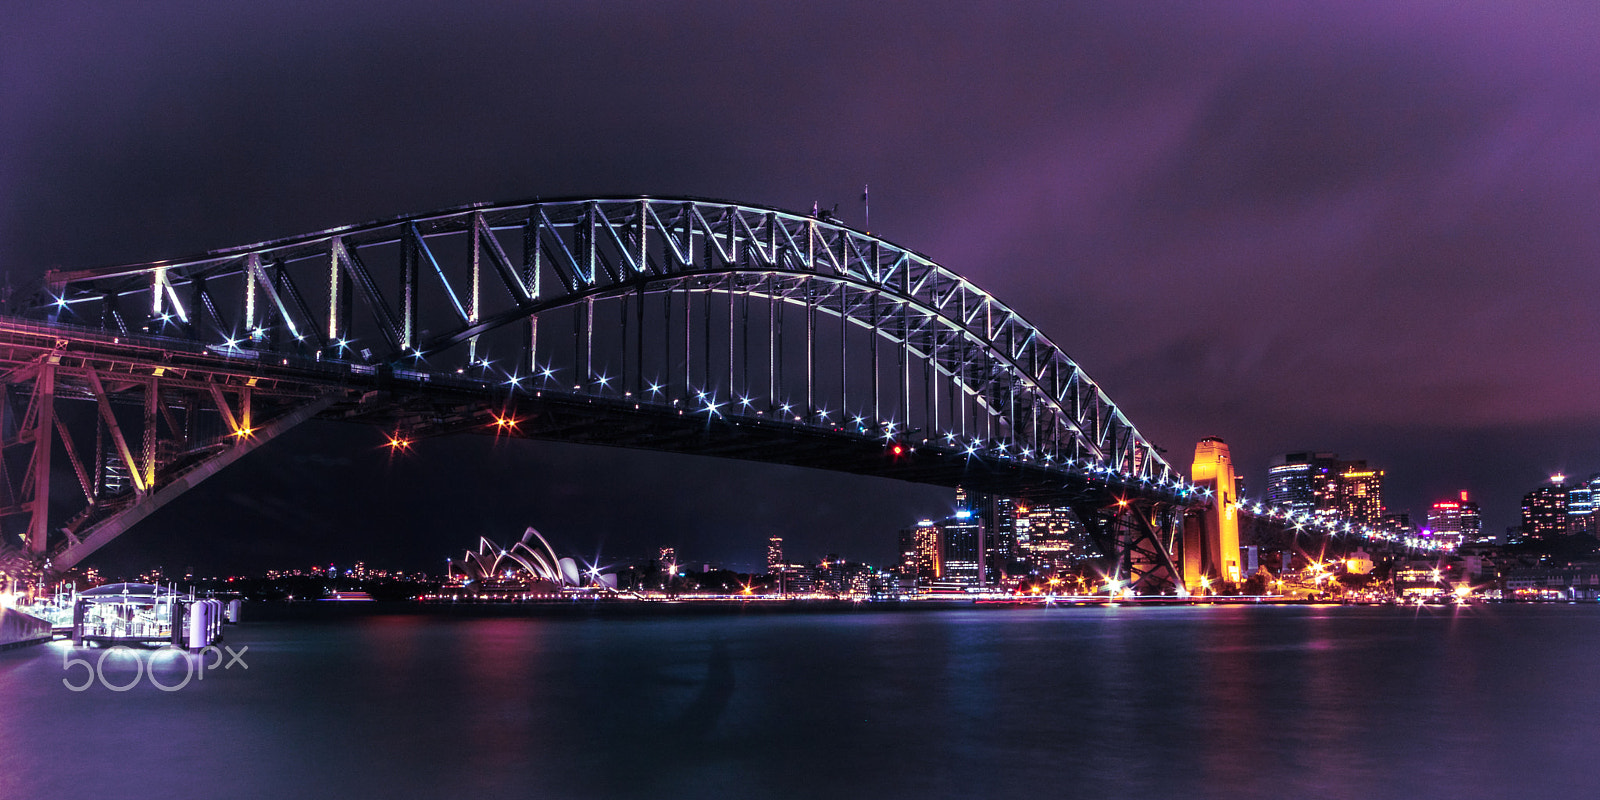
[898, 520, 943, 582]
[1566, 476, 1600, 536]
[1016, 504, 1089, 575]
[988, 497, 1019, 581]
[954, 486, 1012, 582]
[1266, 452, 1339, 516]
[1268, 452, 1384, 524]
[1335, 464, 1384, 525]
[1426, 492, 1482, 548]
[939, 515, 985, 585]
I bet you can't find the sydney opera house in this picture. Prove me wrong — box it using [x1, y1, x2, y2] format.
[444, 527, 615, 599]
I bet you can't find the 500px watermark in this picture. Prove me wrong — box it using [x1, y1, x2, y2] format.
[61, 645, 248, 692]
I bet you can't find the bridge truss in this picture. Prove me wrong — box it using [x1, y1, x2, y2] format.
[8, 197, 1206, 590]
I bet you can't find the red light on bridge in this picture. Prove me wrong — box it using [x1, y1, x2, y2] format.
[891, 444, 903, 456]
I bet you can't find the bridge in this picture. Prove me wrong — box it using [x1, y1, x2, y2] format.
[0, 197, 1424, 594]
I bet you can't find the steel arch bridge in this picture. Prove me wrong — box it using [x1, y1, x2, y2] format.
[2, 197, 1212, 591]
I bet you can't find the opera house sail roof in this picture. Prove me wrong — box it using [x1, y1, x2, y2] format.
[451, 527, 582, 590]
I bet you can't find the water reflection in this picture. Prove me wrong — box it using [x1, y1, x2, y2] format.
[3, 605, 1599, 799]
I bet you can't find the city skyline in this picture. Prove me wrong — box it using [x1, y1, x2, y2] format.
[7, 3, 1600, 571]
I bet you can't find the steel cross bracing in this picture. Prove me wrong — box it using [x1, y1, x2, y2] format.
[1076, 502, 1188, 595]
[0, 322, 341, 575]
[30, 197, 1208, 590]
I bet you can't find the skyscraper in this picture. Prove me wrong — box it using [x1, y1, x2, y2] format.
[1266, 452, 1383, 525]
[899, 520, 943, 583]
[1459, 494, 1484, 544]
[766, 537, 784, 573]
[1566, 477, 1598, 536]
[988, 497, 1020, 582]
[939, 515, 985, 585]
[1335, 464, 1384, 525]
[1522, 476, 1569, 540]
[1266, 452, 1339, 516]
[955, 486, 1012, 583]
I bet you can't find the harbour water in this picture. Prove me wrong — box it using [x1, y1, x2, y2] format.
[1, 603, 1595, 799]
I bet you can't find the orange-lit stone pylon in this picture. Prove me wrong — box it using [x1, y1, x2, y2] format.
[1184, 437, 1241, 594]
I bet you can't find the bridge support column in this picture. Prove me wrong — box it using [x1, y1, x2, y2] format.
[25, 362, 53, 558]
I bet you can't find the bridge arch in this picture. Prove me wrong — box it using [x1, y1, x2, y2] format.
[47, 197, 1175, 484]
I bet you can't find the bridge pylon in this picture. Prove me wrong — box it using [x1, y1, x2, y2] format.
[1182, 437, 1241, 594]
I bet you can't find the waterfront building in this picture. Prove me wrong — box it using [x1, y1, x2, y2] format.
[446, 527, 585, 598]
[1504, 566, 1600, 600]
[1345, 549, 1374, 575]
[863, 568, 899, 596]
[1393, 561, 1460, 598]
[812, 558, 876, 596]
[1522, 476, 1569, 540]
[772, 565, 815, 596]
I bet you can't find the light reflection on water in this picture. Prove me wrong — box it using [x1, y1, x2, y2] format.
[1, 604, 1595, 799]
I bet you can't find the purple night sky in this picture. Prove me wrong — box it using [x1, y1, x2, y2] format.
[4, 1, 1600, 572]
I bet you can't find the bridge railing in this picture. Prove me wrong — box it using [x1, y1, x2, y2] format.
[1234, 498, 1452, 554]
